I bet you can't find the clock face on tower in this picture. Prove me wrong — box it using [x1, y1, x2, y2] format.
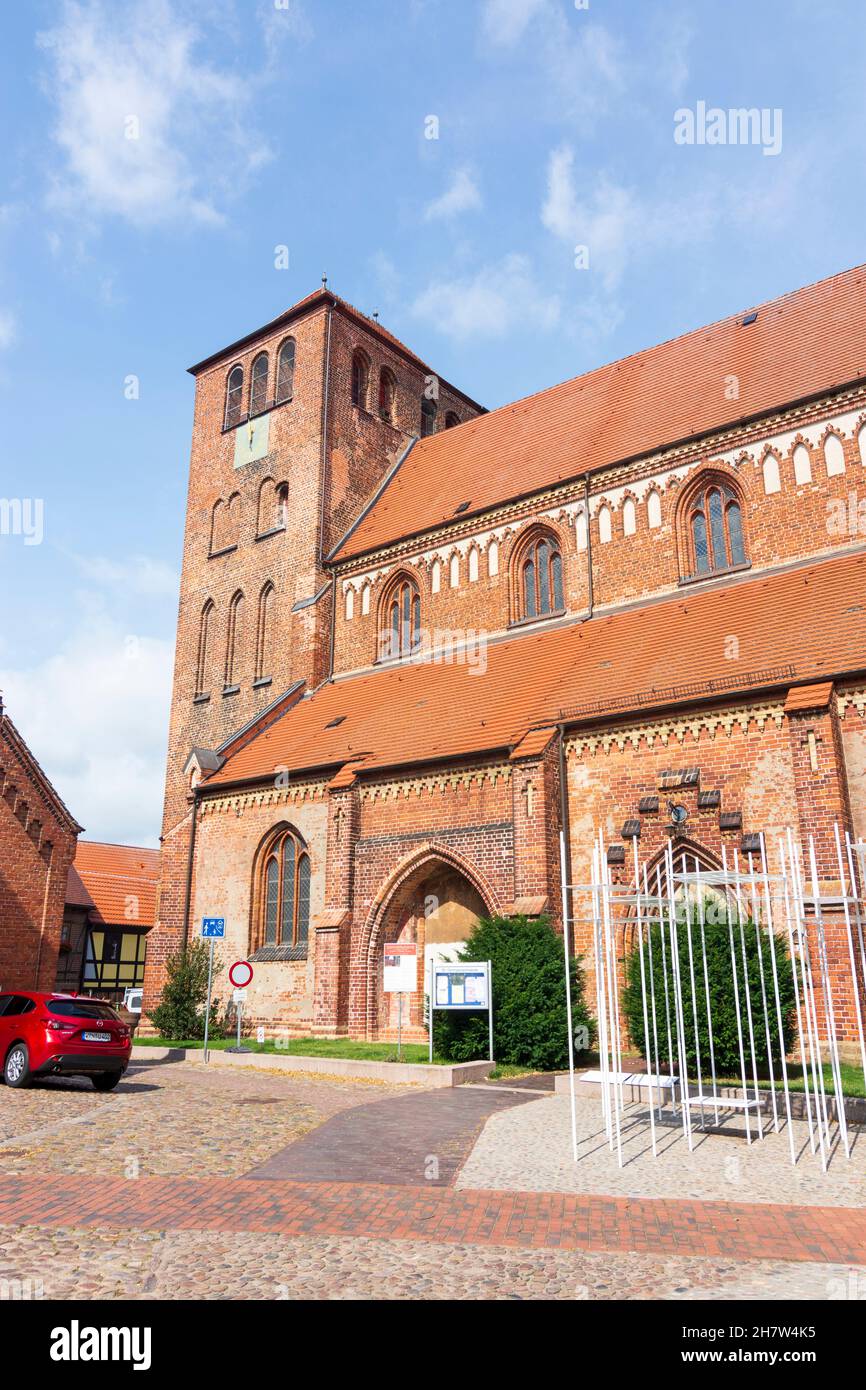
[668, 801, 689, 826]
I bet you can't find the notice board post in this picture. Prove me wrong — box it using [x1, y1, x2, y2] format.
[428, 960, 493, 1064]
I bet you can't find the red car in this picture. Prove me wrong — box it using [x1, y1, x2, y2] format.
[0, 992, 131, 1091]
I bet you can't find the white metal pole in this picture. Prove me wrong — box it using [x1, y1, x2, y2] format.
[643, 862, 664, 1123]
[778, 835, 815, 1157]
[666, 842, 693, 1151]
[681, 852, 705, 1130]
[721, 845, 751, 1146]
[559, 831, 579, 1163]
[746, 852, 779, 1132]
[428, 956, 434, 1065]
[694, 857, 719, 1126]
[808, 837, 850, 1160]
[487, 961, 494, 1065]
[633, 840, 656, 1158]
[655, 862, 676, 1112]
[733, 850, 762, 1137]
[834, 823, 866, 1081]
[759, 834, 795, 1165]
[789, 831, 829, 1170]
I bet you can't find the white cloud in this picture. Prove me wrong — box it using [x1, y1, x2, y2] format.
[69, 554, 179, 599]
[481, 0, 547, 47]
[423, 168, 482, 222]
[0, 310, 15, 349]
[542, 145, 640, 292]
[0, 615, 173, 847]
[37, 0, 272, 228]
[412, 253, 559, 341]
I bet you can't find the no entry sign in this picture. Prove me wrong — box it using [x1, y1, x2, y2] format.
[229, 960, 254, 989]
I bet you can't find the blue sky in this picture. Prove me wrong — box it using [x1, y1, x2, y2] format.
[1, 0, 864, 846]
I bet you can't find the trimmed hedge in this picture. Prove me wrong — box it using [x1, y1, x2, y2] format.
[432, 914, 595, 1070]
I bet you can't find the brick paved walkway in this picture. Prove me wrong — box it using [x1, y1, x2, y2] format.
[245, 1085, 540, 1185]
[2, 1173, 865, 1265]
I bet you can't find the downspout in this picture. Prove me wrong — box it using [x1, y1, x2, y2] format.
[583, 474, 594, 619]
[181, 790, 200, 954]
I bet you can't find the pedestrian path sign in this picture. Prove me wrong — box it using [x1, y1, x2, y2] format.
[201, 918, 226, 938]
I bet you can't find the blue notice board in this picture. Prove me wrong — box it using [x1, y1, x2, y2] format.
[433, 964, 488, 1009]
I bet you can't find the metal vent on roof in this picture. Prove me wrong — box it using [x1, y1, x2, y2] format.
[325, 716, 346, 729]
[454, 501, 471, 514]
[742, 312, 758, 326]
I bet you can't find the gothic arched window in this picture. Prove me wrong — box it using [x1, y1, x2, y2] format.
[351, 350, 370, 408]
[420, 397, 437, 437]
[224, 365, 244, 429]
[250, 352, 269, 416]
[379, 367, 396, 422]
[255, 582, 274, 682]
[379, 573, 421, 661]
[518, 532, 564, 621]
[685, 477, 747, 578]
[258, 827, 311, 949]
[224, 590, 244, 689]
[275, 338, 296, 404]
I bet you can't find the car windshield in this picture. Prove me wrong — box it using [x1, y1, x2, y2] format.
[47, 999, 120, 1022]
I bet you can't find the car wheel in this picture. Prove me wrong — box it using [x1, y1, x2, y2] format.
[4, 1044, 31, 1089]
[91, 1072, 121, 1092]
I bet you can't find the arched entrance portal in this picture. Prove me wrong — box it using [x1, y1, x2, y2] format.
[366, 857, 491, 1041]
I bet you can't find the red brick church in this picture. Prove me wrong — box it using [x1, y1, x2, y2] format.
[143, 266, 866, 1041]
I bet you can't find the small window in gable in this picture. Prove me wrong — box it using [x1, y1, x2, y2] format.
[488, 539, 499, 576]
[431, 559, 441, 594]
[762, 453, 781, 495]
[793, 444, 812, 485]
[824, 433, 846, 476]
[449, 553, 460, 588]
[250, 352, 269, 416]
[598, 505, 612, 544]
[224, 366, 244, 430]
[647, 490, 662, 529]
[468, 546, 479, 582]
[276, 338, 296, 404]
[622, 497, 637, 536]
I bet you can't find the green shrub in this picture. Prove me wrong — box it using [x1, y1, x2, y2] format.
[621, 902, 796, 1076]
[149, 941, 227, 1041]
[432, 914, 595, 1070]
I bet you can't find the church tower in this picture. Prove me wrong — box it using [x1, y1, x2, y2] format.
[146, 287, 482, 1006]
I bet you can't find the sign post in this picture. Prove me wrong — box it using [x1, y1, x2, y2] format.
[200, 917, 226, 1064]
[227, 961, 254, 1054]
[383, 943, 417, 1062]
[428, 960, 493, 1064]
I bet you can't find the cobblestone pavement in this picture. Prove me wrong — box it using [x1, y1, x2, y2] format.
[456, 1094, 866, 1207]
[2, 1224, 862, 1301]
[0, 1059, 412, 1179]
[1, 1059, 863, 1300]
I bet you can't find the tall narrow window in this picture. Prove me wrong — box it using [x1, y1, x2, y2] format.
[762, 453, 781, 494]
[647, 490, 662, 528]
[685, 478, 747, 578]
[224, 366, 244, 429]
[275, 338, 295, 404]
[379, 574, 421, 660]
[250, 353, 269, 416]
[378, 367, 396, 422]
[824, 433, 846, 477]
[351, 350, 370, 408]
[195, 601, 214, 697]
[209, 499, 225, 554]
[259, 827, 310, 949]
[519, 533, 564, 620]
[255, 583, 274, 682]
[224, 591, 244, 689]
[488, 539, 499, 575]
[622, 497, 637, 536]
[793, 444, 812, 484]
[420, 397, 437, 437]
[598, 505, 612, 544]
[468, 546, 479, 581]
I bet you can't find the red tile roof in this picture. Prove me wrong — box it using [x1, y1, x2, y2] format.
[73, 841, 160, 929]
[206, 551, 866, 789]
[784, 681, 835, 712]
[65, 865, 96, 911]
[335, 263, 866, 560]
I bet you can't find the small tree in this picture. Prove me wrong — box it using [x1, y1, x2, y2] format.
[432, 914, 595, 1070]
[621, 900, 796, 1076]
[150, 942, 226, 1041]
